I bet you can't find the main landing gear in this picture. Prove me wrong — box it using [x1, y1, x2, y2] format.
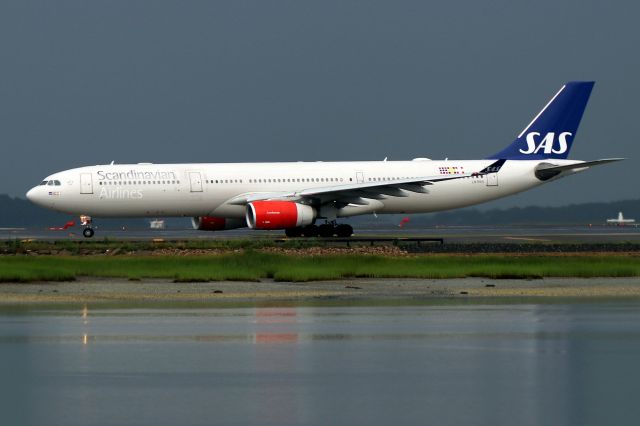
[285, 223, 353, 238]
[80, 215, 95, 238]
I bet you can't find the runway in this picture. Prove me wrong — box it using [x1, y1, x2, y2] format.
[2, 225, 640, 244]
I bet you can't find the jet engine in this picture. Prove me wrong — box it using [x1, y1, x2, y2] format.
[246, 201, 316, 229]
[191, 216, 246, 231]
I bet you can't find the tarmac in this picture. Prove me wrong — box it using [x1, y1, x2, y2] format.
[2, 224, 640, 244]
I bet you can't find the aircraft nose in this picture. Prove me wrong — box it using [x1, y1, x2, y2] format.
[26, 186, 42, 205]
[26, 187, 36, 200]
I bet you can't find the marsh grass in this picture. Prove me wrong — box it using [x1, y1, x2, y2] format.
[1, 252, 639, 282]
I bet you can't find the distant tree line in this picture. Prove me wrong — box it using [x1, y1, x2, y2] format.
[351, 199, 640, 227]
[409, 199, 640, 226]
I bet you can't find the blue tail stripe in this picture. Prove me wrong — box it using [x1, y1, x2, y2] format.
[487, 81, 594, 160]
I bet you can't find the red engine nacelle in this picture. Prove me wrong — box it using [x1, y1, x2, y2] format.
[191, 216, 246, 231]
[246, 201, 316, 230]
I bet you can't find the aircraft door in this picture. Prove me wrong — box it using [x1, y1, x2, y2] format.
[356, 171, 365, 183]
[486, 173, 498, 186]
[189, 172, 203, 192]
[80, 173, 93, 194]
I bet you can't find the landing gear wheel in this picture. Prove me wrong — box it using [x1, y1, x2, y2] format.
[318, 223, 335, 238]
[302, 224, 319, 237]
[285, 227, 303, 238]
[82, 228, 95, 238]
[335, 224, 353, 238]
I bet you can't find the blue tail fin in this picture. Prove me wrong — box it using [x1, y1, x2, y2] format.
[487, 81, 594, 160]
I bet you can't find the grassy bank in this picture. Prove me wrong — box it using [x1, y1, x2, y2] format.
[1, 252, 640, 282]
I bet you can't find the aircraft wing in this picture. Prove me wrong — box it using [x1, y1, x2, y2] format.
[228, 159, 506, 206]
[535, 158, 624, 180]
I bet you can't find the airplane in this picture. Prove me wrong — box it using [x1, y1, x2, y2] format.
[26, 81, 623, 238]
[607, 212, 636, 226]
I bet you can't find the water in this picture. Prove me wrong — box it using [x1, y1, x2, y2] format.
[2, 302, 640, 425]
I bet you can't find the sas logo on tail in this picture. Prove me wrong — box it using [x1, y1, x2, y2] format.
[519, 132, 572, 155]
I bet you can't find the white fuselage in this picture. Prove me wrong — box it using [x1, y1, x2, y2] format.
[26, 159, 581, 220]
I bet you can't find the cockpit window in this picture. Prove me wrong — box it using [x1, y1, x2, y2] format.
[40, 181, 48, 185]
[47, 181, 54, 186]
[54, 180, 61, 186]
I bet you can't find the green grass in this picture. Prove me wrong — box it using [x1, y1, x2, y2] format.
[1, 252, 640, 282]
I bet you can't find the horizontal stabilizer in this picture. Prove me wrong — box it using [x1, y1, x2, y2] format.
[535, 158, 624, 180]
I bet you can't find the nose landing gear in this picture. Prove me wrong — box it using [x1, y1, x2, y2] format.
[80, 215, 94, 238]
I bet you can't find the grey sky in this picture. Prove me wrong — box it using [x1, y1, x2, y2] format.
[1, 0, 638, 208]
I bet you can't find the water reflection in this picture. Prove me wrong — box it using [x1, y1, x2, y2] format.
[253, 307, 299, 344]
[81, 304, 89, 345]
[1, 303, 639, 425]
